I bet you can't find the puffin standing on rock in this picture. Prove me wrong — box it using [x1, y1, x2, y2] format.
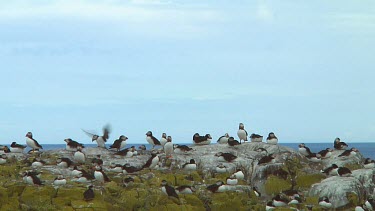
[146, 131, 161, 149]
[109, 135, 127, 151]
[216, 163, 228, 173]
[337, 166, 352, 177]
[142, 151, 160, 170]
[164, 136, 174, 158]
[232, 169, 245, 180]
[320, 164, 339, 176]
[266, 132, 278, 145]
[25, 132, 43, 152]
[64, 138, 84, 152]
[217, 133, 230, 144]
[250, 133, 263, 142]
[306, 153, 322, 162]
[160, 133, 168, 148]
[193, 133, 212, 145]
[215, 152, 237, 162]
[298, 143, 312, 156]
[237, 123, 248, 143]
[74, 146, 85, 164]
[318, 148, 333, 159]
[10, 142, 27, 153]
[334, 137, 348, 150]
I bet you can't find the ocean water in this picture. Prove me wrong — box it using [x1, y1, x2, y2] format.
[17, 142, 375, 160]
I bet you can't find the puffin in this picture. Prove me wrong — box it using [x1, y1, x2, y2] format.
[207, 181, 226, 193]
[334, 137, 348, 150]
[288, 194, 303, 205]
[298, 143, 312, 156]
[193, 133, 212, 145]
[272, 194, 289, 207]
[108, 163, 124, 173]
[146, 131, 161, 149]
[266, 132, 278, 145]
[306, 153, 322, 162]
[250, 133, 263, 142]
[23, 171, 43, 185]
[320, 164, 339, 176]
[2, 146, 11, 153]
[94, 165, 110, 183]
[71, 165, 84, 177]
[56, 157, 73, 168]
[318, 148, 333, 159]
[0, 154, 7, 164]
[138, 145, 147, 154]
[123, 163, 142, 174]
[338, 148, 359, 158]
[83, 185, 95, 201]
[364, 158, 375, 169]
[109, 135, 128, 151]
[355, 204, 367, 211]
[215, 152, 237, 162]
[64, 138, 84, 151]
[217, 133, 230, 144]
[161, 180, 179, 199]
[215, 163, 228, 173]
[182, 159, 197, 171]
[266, 201, 276, 211]
[160, 133, 168, 148]
[82, 124, 111, 148]
[53, 175, 67, 187]
[25, 132, 43, 152]
[258, 154, 276, 165]
[142, 151, 160, 170]
[10, 142, 27, 153]
[164, 136, 174, 158]
[231, 169, 245, 180]
[227, 137, 241, 146]
[174, 144, 193, 153]
[91, 155, 104, 166]
[115, 147, 134, 157]
[318, 196, 332, 209]
[31, 157, 46, 168]
[123, 177, 135, 187]
[226, 175, 238, 185]
[365, 196, 375, 211]
[74, 146, 85, 164]
[337, 166, 352, 177]
[237, 123, 248, 143]
[253, 187, 261, 197]
[176, 185, 196, 194]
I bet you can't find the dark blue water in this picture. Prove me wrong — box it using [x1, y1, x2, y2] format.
[18, 142, 374, 160]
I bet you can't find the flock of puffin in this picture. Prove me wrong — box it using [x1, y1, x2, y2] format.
[0, 123, 374, 210]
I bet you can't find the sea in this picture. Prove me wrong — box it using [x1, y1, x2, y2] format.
[11, 142, 375, 160]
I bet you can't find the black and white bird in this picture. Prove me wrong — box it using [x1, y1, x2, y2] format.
[64, 138, 84, 152]
[142, 151, 160, 170]
[272, 194, 289, 207]
[318, 196, 332, 209]
[320, 164, 339, 176]
[108, 163, 124, 173]
[109, 135, 128, 151]
[174, 144, 193, 154]
[364, 158, 375, 169]
[176, 185, 195, 194]
[215, 152, 237, 162]
[164, 136, 174, 158]
[160, 133, 168, 148]
[288, 194, 303, 205]
[334, 137, 348, 150]
[56, 157, 73, 168]
[94, 165, 110, 183]
[10, 142, 27, 153]
[227, 137, 241, 146]
[253, 187, 261, 197]
[83, 185, 95, 201]
[161, 180, 179, 199]
[25, 132, 43, 152]
[306, 153, 322, 162]
[123, 163, 142, 174]
[74, 146, 85, 164]
[337, 166, 352, 177]
[193, 133, 212, 145]
[215, 163, 228, 173]
[53, 175, 67, 187]
[123, 177, 135, 187]
[318, 148, 333, 159]
[338, 148, 359, 158]
[231, 169, 245, 180]
[217, 133, 230, 144]
[91, 155, 104, 166]
[298, 143, 312, 156]
[266, 132, 278, 145]
[115, 146, 135, 157]
[146, 131, 161, 149]
[226, 175, 238, 185]
[31, 157, 46, 168]
[250, 133, 263, 142]
[182, 159, 197, 171]
[365, 196, 375, 211]
[0, 154, 7, 164]
[258, 154, 276, 165]
[82, 124, 111, 148]
[207, 181, 226, 193]
[237, 123, 248, 143]
[22, 171, 43, 185]
[266, 201, 275, 211]
[138, 145, 147, 154]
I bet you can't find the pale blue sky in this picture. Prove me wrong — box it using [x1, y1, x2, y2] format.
[1, 0, 374, 144]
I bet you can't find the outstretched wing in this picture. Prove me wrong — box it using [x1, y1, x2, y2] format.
[81, 129, 97, 138]
[102, 124, 111, 140]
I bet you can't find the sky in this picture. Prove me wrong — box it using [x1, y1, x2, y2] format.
[1, 0, 374, 144]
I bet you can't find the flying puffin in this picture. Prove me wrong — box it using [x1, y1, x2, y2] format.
[174, 144, 194, 153]
[182, 159, 197, 171]
[164, 136, 174, 158]
[160, 133, 168, 148]
[334, 137, 348, 150]
[142, 151, 160, 170]
[94, 165, 110, 183]
[250, 133, 263, 142]
[298, 143, 312, 156]
[217, 133, 230, 144]
[318, 196, 332, 209]
[25, 132, 43, 152]
[338, 148, 359, 158]
[215, 152, 237, 162]
[193, 133, 212, 145]
[226, 175, 238, 185]
[337, 166, 352, 177]
[74, 146, 86, 164]
[258, 154, 276, 165]
[364, 158, 375, 169]
[53, 175, 67, 187]
[56, 157, 73, 168]
[318, 148, 333, 159]
[161, 180, 179, 199]
[237, 123, 248, 143]
[146, 131, 161, 149]
[83, 185, 95, 201]
[320, 164, 339, 176]
[176, 185, 196, 194]
[109, 135, 128, 151]
[227, 137, 241, 146]
[82, 124, 111, 148]
[63, 138, 83, 152]
[207, 181, 226, 193]
[266, 132, 278, 145]
[10, 142, 27, 153]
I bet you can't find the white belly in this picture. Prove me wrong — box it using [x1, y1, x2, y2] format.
[150, 157, 159, 169]
[216, 167, 227, 173]
[237, 130, 247, 141]
[217, 185, 227, 192]
[298, 148, 309, 156]
[94, 171, 104, 182]
[26, 176, 34, 185]
[71, 170, 82, 177]
[323, 152, 332, 158]
[125, 151, 133, 158]
[26, 138, 41, 149]
[193, 139, 211, 145]
[74, 177, 89, 183]
[161, 187, 167, 195]
[309, 157, 321, 163]
[217, 137, 229, 144]
[10, 147, 24, 153]
[57, 162, 68, 168]
[226, 178, 238, 185]
[233, 172, 244, 180]
[184, 164, 197, 171]
[53, 179, 67, 186]
[267, 138, 278, 145]
[178, 188, 193, 194]
[251, 137, 263, 142]
[164, 143, 173, 156]
[96, 137, 106, 148]
[273, 200, 287, 207]
[74, 152, 85, 163]
[120, 141, 127, 149]
[66, 145, 77, 152]
[217, 156, 227, 162]
[160, 138, 167, 146]
[319, 201, 332, 208]
[32, 162, 43, 168]
[146, 137, 154, 145]
[110, 167, 123, 173]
